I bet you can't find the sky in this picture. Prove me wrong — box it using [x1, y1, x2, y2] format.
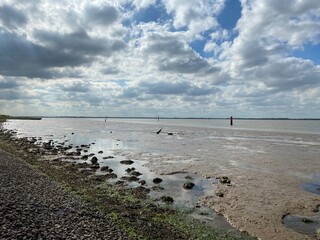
[0, 0, 320, 118]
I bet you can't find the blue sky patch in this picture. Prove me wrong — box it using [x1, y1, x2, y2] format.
[293, 43, 320, 64]
[217, 0, 242, 30]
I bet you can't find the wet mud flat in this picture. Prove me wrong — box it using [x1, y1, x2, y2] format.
[0, 125, 255, 240]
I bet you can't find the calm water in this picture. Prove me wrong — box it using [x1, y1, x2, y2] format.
[3, 118, 320, 236]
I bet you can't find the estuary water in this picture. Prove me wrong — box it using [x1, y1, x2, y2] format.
[3, 118, 320, 239]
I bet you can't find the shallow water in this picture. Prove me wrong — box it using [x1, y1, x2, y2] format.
[3, 118, 320, 237]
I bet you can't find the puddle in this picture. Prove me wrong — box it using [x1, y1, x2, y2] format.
[283, 210, 320, 238]
[301, 182, 320, 196]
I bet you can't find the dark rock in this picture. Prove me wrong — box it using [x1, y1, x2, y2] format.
[217, 176, 231, 184]
[81, 155, 88, 160]
[125, 167, 135, 173]
[302, 218, 314, 223]
[185, 175, 193, 180]
[120, 160, 134, 165]
[138, 180, 146, 185]
[130, 171, 142, 177]
[88, 153, 95, 157]
[100, 166, 109, 171]
[167, 133, 173, 135]
[105, 173, 117, 179]
[216, 191, 224, 197]
[121, 176, 140, 182]
[98, 151, 103, 154]
[183, 182, 195, 190]
[90, 164, 100, 169]
[91, 157, 98, 164]
[160, 195, 174, 203]
[153, 178, 163, 184]
[103, 156, 114, 159]
[151, 185, 164, 191]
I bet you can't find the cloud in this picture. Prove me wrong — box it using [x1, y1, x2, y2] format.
[0, 4, 27, 29]
[60, 81, 91, 93]
[85, 4, 119, 26]
[34, 29, 125, 57]
[161, 0, 225, 35]
[0, 79, 20, 89]
[140, 32, 218, 74]
[0, 29, 87, 78]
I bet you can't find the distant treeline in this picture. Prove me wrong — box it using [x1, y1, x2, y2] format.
[0, 115, 41, 121]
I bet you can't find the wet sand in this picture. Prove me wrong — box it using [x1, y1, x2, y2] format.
[3, 118, 320, 239]
[141, 130, 320, 240]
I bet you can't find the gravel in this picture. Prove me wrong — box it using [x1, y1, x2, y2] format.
[0, 149, 128, 240]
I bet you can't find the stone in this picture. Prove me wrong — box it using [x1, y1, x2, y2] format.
[98, 151, 103, 154]
[217, 176, 231, 184]
[130, 171, 142, 177]
[121, 176, 139, 182]
[153, 178, 163, 184]
[120, 160, 134, 165]
[91, 157, 98, 164]
[138, 180, 146, 185]
[183, 182, 195, 190]
[167, 133, 173, 135]
[302, 218, 314, 223]
[100, 166, 109, 171]
[160, 195, 174, 203]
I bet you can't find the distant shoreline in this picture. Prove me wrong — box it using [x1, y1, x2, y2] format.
[9, 116, 320, 121]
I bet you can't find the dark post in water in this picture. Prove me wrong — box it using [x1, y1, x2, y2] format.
[230, 116, 233, 126]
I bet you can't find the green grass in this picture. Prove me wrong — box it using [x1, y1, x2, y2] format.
[0, 114, 9, 122]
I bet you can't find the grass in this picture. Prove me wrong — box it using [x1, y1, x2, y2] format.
[0, 115, 9, 122]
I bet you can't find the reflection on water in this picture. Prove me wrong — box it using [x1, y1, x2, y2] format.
[3, 118, 320, 235]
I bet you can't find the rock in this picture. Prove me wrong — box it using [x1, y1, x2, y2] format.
[183, 182, 195, 190]
[130, 171, 142, 177]
[138, 180, 146, 185]
[120, 160, 134, 165]
[121, 176, 140, 182]
[105, 173, 117, 179]
[90, 164, 100, 169]
[98, 151, 103, 154]
[302, 218, 314, 223]
[81, 155, 88, 160]
[151, 185, 164, 191]
[103, 156, 114, 159]
[125, 167, 135, 173]
[160, 195, 174, 203]
[167, 133, 173, 135]
[100, 166, 109, 171]
[217, 176, 231, 184]
[91, 157, 98, 164]
[215, 191, 224, 197]
[185, 175, 193, 180]
[153, 178, 163, 184]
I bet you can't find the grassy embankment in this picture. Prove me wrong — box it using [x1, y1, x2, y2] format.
[0, 121, 256, 240]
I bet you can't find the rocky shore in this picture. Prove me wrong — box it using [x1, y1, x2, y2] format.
[0, 123, 256, 240]
[0, 148, 127, 240]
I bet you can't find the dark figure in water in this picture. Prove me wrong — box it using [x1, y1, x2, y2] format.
[230, 116, 233, 126]
[156, 128, 162, 134]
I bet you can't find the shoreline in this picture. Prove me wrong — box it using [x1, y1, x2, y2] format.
[0, 123, 255, 240]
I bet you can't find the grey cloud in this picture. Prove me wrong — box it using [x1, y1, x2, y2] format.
[140, 81, 189, 94]
[0, 29, 90, 78]
[85, 5, 118, 26]
[34, 29, 125, 57]
[0, 90, 29, 100]
[143, 33, 215, 74]
[0, 4, 27, 29]
[121, 80, 214, 99]
[252, 57, 320, 91]
[102, 67, 120, 75]
[60, 82, 90, 93]
[0, 80, 19, 89]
